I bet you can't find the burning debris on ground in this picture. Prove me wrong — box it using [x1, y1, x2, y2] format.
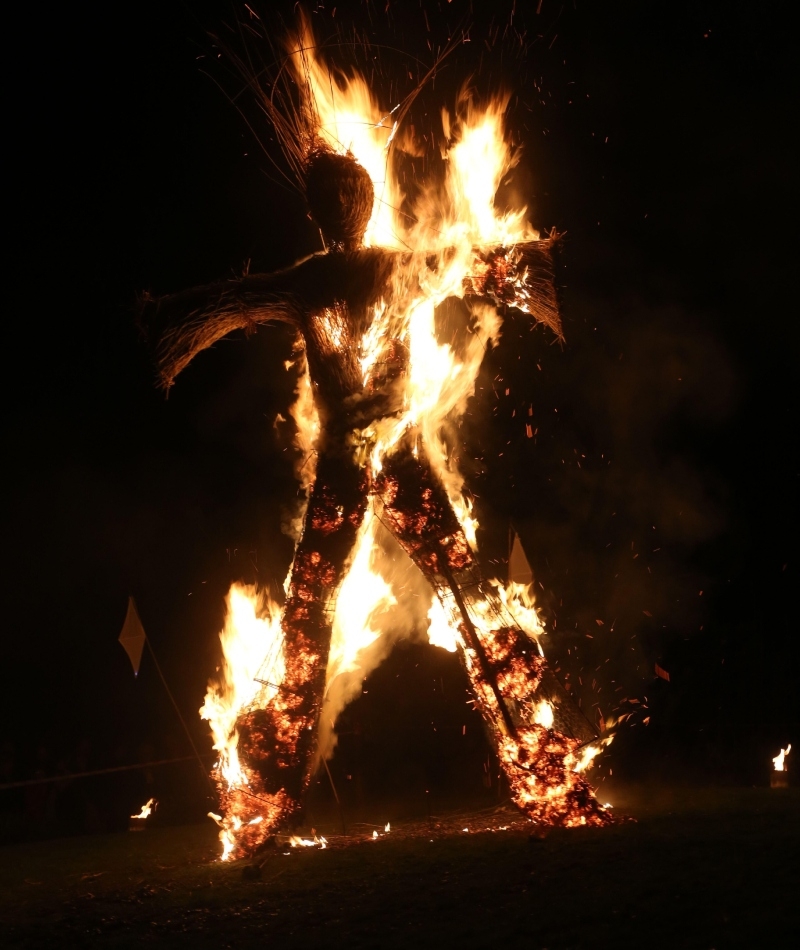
[5, 788, 797, 948]
[241, 803, 559, 862]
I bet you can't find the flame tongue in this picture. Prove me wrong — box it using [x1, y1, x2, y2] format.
[131, 798, 156, 821]
[200, 584, 290, 859]
[773, 745, 791, 771]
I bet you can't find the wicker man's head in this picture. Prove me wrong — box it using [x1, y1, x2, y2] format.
[304, 150, 374, 250]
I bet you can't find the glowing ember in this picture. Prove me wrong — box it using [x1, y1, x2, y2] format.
[773, 745, 791, 771]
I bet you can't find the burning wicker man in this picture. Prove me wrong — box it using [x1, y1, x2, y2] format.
[142, 20, 613, 859]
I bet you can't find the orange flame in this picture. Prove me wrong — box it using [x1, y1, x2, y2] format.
[773, 745, 791, 771]
[200, 584, 287, 859]
[130, 797, 156, 820]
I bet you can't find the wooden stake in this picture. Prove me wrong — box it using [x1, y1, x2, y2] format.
[144, 638, 216, 797]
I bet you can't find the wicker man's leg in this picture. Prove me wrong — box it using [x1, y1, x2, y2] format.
[235, 451, 368, 830]
[374, 446, 611, 826]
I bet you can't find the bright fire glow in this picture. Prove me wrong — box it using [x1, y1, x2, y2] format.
[290, 834, 328, 849]
[427, 597, 460, 653]
[534, 701, 554, 729]
[201, 584, 287, 859]
[130, 797, 156, 820]
[773, 745, 791, 771]
[326, 515, 395, 684]
[281, 347, 321, 544]
[291, 17, 401, 251]
[201, 584, 284, 791]
[570, 742, 603, 774]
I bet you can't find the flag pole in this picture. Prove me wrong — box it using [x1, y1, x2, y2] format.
[143, 637, 216, 797]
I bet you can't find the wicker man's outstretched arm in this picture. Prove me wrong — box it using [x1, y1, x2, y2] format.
[139, 271, 303, 392]
[463, 234, 562, 340]
[138, 248, 398, 391]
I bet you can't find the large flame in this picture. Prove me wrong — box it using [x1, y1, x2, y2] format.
[200, 583, 287, 858]
[291, 16, 401, 250]
[280, 347, 321, 544]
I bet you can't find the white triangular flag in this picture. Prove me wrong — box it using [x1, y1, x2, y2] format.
[508, 529, 533, 586]
[119, 596, 146, 676]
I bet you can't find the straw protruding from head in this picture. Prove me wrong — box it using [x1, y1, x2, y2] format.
[305, 148, 374, 250]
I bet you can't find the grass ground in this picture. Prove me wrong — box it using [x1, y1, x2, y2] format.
[2, 786, 797, 949]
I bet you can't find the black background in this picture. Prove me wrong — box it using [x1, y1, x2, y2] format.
[4, 0, 796, 815]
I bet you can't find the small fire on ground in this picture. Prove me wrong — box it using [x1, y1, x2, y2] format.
[129, 798, 157, 830]
[249, 808, 619, 857]
[131, 798, 156, 820]
[772, 745, 791, 771]
[770, 745, 790, 788]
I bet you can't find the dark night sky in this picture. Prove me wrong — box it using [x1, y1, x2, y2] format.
[4, 1, 796, 791]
